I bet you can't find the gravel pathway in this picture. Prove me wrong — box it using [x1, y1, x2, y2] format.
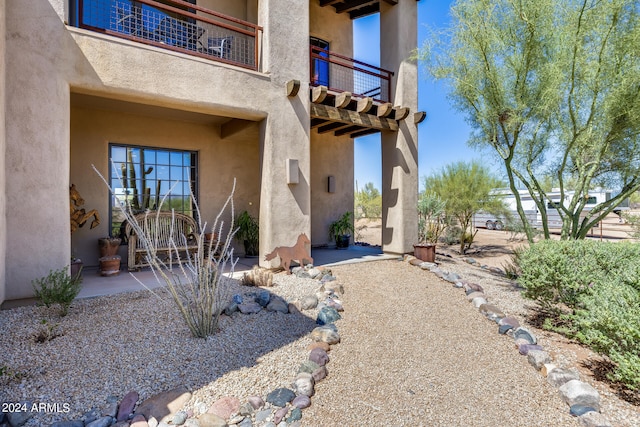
[1, 256, 638, 426]
[302, 259, 579, 426]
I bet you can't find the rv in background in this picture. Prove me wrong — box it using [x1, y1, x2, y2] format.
[473, 188, 630, 230]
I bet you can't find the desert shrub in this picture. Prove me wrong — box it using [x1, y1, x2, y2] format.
[517, 239, 640, 390]
[573, 280, 640, 390]
[32, 266, 83, 316]
[516, 240, 640, 311]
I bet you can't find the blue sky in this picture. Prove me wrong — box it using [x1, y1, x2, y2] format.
[352, 0, 497, 191]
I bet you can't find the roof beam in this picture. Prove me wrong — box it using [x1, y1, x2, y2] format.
[319, 0, 341, 6]
[335, 0, 377, 14]
[381, 0, 398, 4]
[311, 118, 329, 128]
[350, 128, 381, 138]
[310, 103, 398, 132]
[334, 125, 364, 136]
[349, 3, 379, 19]
[317, 122, 353, 134]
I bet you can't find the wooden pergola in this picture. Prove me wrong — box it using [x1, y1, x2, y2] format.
[287, 80, 426, 139]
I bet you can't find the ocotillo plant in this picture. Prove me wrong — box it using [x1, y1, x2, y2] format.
[94, 163, 238, 338]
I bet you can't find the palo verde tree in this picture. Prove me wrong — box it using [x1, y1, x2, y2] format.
[424, 161, 506, 254]
[420, 0, 640, 241]
[355, 182, 382, 218]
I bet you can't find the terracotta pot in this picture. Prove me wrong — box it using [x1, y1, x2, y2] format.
[98, 238, 122, 257]
[413, 244, 436, 263]
[99, 255, 121, 277]
[70, 260, 83, 278]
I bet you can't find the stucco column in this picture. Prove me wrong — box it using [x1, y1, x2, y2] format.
[257, 0, 311, 264]
[5, 1, 71, 300]
[0, 0, 6, 305]
[380, 0, 419, 254]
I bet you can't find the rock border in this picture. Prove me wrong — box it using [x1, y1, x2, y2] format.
[37, 266, 344, 427]
[404, 254, 613, 427]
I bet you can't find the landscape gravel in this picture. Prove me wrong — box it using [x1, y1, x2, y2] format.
[1, 255, 638, 426]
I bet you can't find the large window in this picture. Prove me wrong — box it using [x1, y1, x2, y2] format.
[109, 144, 198, 238]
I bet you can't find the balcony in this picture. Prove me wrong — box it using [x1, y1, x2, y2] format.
[310, 46, 392, 103]
[73, 0, 262, 70]
[309, 46, 407, 138]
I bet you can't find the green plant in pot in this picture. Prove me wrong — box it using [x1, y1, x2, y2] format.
[415, 193, 447, 262]
[235, 210, 259, 257]
[329, 211, 354, 249]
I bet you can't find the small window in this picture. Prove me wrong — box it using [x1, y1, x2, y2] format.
[109, 144, 198, 239]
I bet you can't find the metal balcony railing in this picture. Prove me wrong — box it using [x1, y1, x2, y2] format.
[74, 0, 261, 70]
[310, 46, 393, 103]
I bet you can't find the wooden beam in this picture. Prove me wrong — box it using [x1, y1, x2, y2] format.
[414, 111, 427, 124]
[310, 103, 398, 131]
[286, 80, 300, 97]
[319, 0, 341, 6]
[377, 102, 393, 118]
[335, 0, 377, 14]
[357, 97, 373, 113]
[381, 0, 398, 4]
[317, 122, 352, 134]
[311, 118, 329, 128]
[350, 128, 381, 138]
[335, 92, 352, 109]
[393, 107, 410, 121]
[349, 3, 379, 19]
[312, 86, 328, 103]
[334, 125, 364, 136]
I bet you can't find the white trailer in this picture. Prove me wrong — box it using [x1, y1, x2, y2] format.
[474, 188, 630, 230]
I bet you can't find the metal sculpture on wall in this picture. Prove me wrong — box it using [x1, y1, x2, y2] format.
[70, 184, 100, 233]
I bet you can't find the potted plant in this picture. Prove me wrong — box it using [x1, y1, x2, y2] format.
[329, 211, 354, 249]
[235, 210, 259, 257]
[415, 193, 447, 262]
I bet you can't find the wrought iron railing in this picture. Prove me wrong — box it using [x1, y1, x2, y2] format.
[310, 46, 393, 103]
[74, 0, 261, 70]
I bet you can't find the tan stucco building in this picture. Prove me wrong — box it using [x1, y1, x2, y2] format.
[0, 0, 419, 305]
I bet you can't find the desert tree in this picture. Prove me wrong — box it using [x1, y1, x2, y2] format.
[355, 181, 382, 218]
[420, 0, 640, 241]
[424, 161, 506, 254]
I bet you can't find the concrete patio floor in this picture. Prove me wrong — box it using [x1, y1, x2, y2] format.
[76, 245, 398, 299]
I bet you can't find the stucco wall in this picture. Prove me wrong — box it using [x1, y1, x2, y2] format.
[5, 1, 73, 300]
[0, 0, 7, 305]
[310, 133, 354, 246]
[309, 1, 353, 57]
[4, 0, 367, 299]
[70, 106, 261, 266]
[197, 0, 256, 23]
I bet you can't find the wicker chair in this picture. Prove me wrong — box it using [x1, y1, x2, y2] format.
[125, 211, 200, 271]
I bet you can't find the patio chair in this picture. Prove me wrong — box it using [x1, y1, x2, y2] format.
[199, 36, 233, 59]
[115, 6, 159, 41]
[156, 17, 205, 51]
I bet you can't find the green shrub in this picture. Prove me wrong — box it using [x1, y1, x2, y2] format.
[32, 266, 83, 316]
[573, 280, 640, 390]
[517, 240, 640, 390]
[516, 240, 640, 311]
